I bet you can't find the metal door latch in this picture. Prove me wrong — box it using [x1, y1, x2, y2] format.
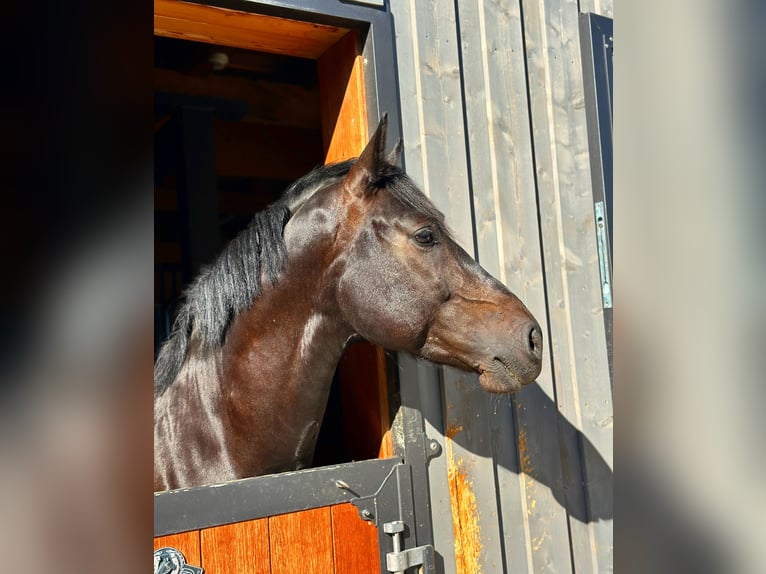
[383, 521, 435, 574]
[594, 201, 612, 309]
[154, 547, 204, 574]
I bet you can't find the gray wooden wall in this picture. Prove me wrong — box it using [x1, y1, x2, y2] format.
[389, 0, 613, 572]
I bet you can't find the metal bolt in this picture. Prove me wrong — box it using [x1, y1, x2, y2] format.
[362, 509, 372, 519]
[383, 520, 405, 534]
[383, 521, 406, 574]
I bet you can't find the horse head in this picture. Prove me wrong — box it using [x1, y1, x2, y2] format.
[313, 116, 543, 393]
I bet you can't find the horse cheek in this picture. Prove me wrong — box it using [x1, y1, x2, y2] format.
[337, 267, 427, 351]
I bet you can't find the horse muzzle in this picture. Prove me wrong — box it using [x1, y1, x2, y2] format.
[477, 318, 543, 393]
[420, 297, 544, 394]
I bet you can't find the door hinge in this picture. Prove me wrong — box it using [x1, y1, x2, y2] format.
[383, 521, 435, 574]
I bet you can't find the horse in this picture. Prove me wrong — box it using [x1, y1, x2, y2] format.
[154, 115, 543, 491]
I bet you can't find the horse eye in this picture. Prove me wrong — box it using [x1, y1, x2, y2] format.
[413, 228, 435, 245]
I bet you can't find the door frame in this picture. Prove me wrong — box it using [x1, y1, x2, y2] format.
[154, 0, 403, 155]
[153, 2, 438, 572]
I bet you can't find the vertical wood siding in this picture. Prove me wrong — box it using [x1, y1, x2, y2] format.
[390, 0, 613, 571]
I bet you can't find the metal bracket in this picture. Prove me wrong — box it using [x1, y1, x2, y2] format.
[383, 520, 435, 573]
[426, 438, 442, 462]
[347, 463, 402, 525]
[341, 462, 435, 573]
[594, 201, 612, 308]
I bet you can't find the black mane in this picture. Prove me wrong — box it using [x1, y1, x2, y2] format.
[154, 161, 353, 396]
[154, 158, 446, 397]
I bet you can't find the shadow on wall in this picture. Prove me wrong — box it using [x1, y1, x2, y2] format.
[515, 382, 613, 524]
[421, 374, 613, 525]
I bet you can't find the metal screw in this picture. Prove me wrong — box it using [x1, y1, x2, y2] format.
[362, 509, 372, 519]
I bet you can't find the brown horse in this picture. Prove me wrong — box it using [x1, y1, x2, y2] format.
[154, 116, 542, 491]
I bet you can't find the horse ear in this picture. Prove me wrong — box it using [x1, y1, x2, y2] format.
[387, 139, 403, 166]
[343, 113, 388, 197]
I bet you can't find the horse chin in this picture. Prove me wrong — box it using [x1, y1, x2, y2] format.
[477, 359, 535, 394]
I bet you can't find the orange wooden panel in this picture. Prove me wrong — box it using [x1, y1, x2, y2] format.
[318, 31, 369, 163]
[154, 530, 201, 567]
[269, 507, 334, 574]
[331, 503, 381, 574]
[200, 519, 270, 574]
[317, 28, 392, 462]
[154, 0, 348, 59]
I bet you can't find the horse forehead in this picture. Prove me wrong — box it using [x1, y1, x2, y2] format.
[369, 189, 437, 223]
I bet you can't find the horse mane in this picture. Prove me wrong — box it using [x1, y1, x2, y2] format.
[154, 157, 448, 397]
[154, 160, 354, 396]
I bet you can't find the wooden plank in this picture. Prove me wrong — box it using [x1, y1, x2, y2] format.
[521, 0, 614, 571]
[318, 31, 369, 163]
[331, 503, 381, 574]
[154, 0, 349, 59]
[200, 519, 270, 574]
[454, 0, 576, 572]
[154, 67, 322, 129]
[214, 121, 323, 180]
[154, 530, 201, 567]
[269, 507, 334, 574]
[387, 1, 464, 571]
[393, 1, 515, 572]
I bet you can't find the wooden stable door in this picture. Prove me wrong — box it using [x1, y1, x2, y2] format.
[154, 503, 380, 574]
[154, 2, 390, 572]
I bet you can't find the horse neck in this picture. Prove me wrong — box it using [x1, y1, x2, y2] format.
[215, 248, 352, 472]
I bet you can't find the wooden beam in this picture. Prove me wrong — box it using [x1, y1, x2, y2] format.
[317, 31, 392, 461]
[154, 67, 321, 129]
[318, 31, 368, 162]
[154, 0, 349, 59]
[178, 106, 222, 277]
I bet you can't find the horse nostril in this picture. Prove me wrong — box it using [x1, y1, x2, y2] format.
[528, 324, 542, 360]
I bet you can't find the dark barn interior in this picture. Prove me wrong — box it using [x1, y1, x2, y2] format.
[154, 35, 391, 469]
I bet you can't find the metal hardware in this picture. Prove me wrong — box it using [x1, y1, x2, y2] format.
[155, 457, 401, 536]
[426, 438, 441, 461]
[154, 547, 203, 574]
[350, 463, 436, 573]
[383, 520, 435, 574]
[594, 201, 612, 308]
[350, 463, 401, 525]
